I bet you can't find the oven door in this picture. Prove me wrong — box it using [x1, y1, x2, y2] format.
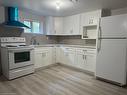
[8, 48, 34, 70]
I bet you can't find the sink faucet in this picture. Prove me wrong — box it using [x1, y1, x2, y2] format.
[30, 36, 37, 45]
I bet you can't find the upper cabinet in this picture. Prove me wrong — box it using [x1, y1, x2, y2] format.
[54, 17, 63, 35]
[45, 9, 110, 36]
[45, 14, 80, 35]
[45, 16, 55, 35]
[63, 14, 80, 35]
[80, 10, 102, 27]
[80, 10, 102, 39]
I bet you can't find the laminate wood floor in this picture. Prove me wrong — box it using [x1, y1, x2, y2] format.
[0, 65, 127, 95]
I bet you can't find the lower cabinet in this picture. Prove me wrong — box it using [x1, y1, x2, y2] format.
[63, 51, 75, 66]
[34, 47, 53, 69]
[56, 47, 96, 73]
[34, 46, 96, 73]
[85, 54, 96, 72]
[76, 48, 96, 73]
[76, 52, 96, 72]
[76, 53, 86, 69]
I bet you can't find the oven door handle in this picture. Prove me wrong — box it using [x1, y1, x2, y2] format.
[8, 48, 34, 53]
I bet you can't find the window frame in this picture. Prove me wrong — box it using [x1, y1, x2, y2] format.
[23, 19, 42, 34]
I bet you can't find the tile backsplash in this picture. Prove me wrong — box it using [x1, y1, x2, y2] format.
[0, 26, 23, 37]
[57, 36, 96, 46]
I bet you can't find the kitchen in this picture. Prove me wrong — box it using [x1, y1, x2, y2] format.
[0, 0, 127, 95]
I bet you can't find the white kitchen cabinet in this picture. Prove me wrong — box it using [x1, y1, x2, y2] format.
[76, 48, 96, 73]
[63, 16, 72, 35]
[82, 26, 98, 39]
[80, 10, 102, 39]
[63, 14, 80, 35]
[45, 16, 55, 35]
[34, 47, 53, 69]
[55, 46, 96, 73]
[54, 17, 63, 35]
[64, 51, 75, 66]
[76, 53, 86, 68]
[55, 47, 62, 63]
[80, 10, 101, 26]
[56, 47, 76, 66]
[45, 14, 80, 35]
[85, 54, 96, 72]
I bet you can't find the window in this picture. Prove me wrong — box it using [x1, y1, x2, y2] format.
[24, 21, 31, 33]
[32, 21, 40, 34]
[24, 20, 42, 34]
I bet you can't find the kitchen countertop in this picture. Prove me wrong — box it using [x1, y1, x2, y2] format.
[32, 44, 96, 49]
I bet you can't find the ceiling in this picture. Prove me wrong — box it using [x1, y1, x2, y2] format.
[1, 0, 127, 16]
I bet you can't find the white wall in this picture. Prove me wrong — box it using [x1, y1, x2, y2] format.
[112, 7, 127, 15]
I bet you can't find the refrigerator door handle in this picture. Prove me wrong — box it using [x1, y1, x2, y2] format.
[97, 19, 102, 52]
[97, 28, 101, 52]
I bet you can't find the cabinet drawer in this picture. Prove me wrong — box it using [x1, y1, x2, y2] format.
[34, 47, 51, 52]
[86, 50, 96, 54]
[76, 48, 87, 54]
[63, 47, 75, 52]
[76, 48, 96, 54]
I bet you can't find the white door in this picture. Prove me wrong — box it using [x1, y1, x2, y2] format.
[96, 39, 127, 85]
[100, 14, 127, 38]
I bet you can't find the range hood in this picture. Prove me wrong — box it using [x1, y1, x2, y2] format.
[2, 7, 30, 28]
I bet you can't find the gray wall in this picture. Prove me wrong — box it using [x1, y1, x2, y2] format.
[111, 7, 127, 15]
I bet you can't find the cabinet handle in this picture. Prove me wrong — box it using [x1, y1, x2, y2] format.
[89, 18, 93, 24]
[42, 53, 46, 57]
[85, 55, 87, 60]
[83, 55, 85, 60]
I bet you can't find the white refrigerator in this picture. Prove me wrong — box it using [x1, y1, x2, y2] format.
[96, 14, 127, 86]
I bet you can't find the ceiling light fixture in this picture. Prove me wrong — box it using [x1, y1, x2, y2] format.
[56, 0, 61, 10]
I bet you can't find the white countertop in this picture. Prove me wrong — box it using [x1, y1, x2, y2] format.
[32, 44, 96, 49]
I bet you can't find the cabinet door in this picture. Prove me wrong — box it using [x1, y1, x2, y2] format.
[85, 54, 96, 72]
[81, 13, 90, 26]
[73, 14, 80, 35]
[34, 51, 49, 69]
[76, 53, 86, 69]
[45, 16, 55, 35]
[46, 49, 53, 66]
[54, 17, 63, 35]
[55, 47, 61, 63]
[80, 10, 101, 26]
[64, 52, 75, 66]
[63, 16, 73, 35]
[63, 15, 80, 35]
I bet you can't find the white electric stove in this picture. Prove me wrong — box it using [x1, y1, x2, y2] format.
[0, 37, 34, 80]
